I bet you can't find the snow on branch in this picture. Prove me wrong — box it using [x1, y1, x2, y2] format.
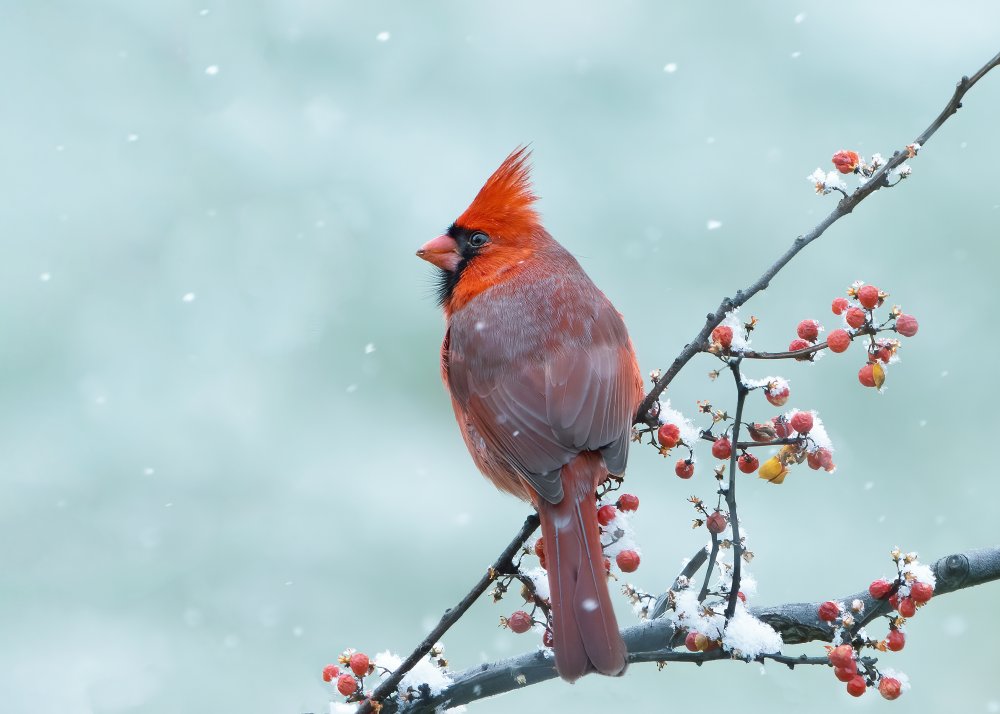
[384, 546, 1000, 713]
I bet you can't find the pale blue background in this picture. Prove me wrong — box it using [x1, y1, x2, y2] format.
[1, 2, 998, 713]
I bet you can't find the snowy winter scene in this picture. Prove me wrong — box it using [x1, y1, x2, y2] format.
[3, 3, 999, 714]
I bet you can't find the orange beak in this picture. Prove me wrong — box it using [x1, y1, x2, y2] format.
[416, 234, 461, 271]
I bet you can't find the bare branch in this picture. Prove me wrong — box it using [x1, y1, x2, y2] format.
[354, 515, 539, 713]
[634, 48, 1000, 425]
[649, 547, 712, 619]
[382, 546, 1000, 712]
[722, 361, 748, 619]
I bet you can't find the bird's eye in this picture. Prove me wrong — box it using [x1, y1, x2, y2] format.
[468, 231, 489, 248]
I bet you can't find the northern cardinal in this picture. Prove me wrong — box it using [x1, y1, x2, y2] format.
[417, 148, 643, 682]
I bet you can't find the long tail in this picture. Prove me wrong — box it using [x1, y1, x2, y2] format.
[538, 451, 627, 682]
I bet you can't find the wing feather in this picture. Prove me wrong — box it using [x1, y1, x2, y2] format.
[448, 287, 641, 504]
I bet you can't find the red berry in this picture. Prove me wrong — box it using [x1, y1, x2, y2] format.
[349, 653, 369, 677]
[834, 666, 857, 683]
[806, 447, 835, 472]
[837, 657, 857, 676]
[898, 597, 916, 618]
[868, 579, 892, 600]
[322, 664, 340, 682]
[675, 459, 694, 479]
[657, 423, 681, 448]
[858, 363, 876, 388]
[832, 150, 861, 174]
[857, 285, 880, 309]
[846, 675, 867, 697]
[711, 325, 733, 349]
[737, 453, 759, 473]
[876, 345, 892, 363]
[737, 591, 747, 603]
[896, 313, 919, 337]
[831, 297, 849, 315]
[879, 676, 902, 701]
[888, 593, 900, 610]
[508, 610, 532, 634]
[797, 319, 820, 342]
[771, 416, 794, 439]
[845, 307, 867, 329]
[337, 673, 358, 696]
[617, 493, 639, 512]
[542, 628, 554, 648]
[828, 644, 855, 669]
[818, 600, 840, 622]
[789, 411, 814, 434]
[788, 338, 812, 359]
[684, 631, 701, 652]
[534, 537, 545, 559]
[597, 505, 617, 526]
[711, 437, 731, 460]
[909, 581, 933, 603]
[765, 382, 790, 407]
[706, 511, 728, 534]
[616, 549, 640, 573]
[886, 629, 905, 652]
[827, 328, 851, 353]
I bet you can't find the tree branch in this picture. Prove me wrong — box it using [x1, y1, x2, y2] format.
[349, 47, 1000, 714]
[633, 48, 1000, 425]
[383, 546, 1000, 712]
[722, 361, 748, 619]
[354, 515, 539, 713]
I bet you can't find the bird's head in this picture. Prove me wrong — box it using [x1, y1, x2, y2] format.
[418, 147, 544, 311]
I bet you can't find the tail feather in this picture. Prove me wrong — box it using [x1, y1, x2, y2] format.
[539, 452, 627, 682]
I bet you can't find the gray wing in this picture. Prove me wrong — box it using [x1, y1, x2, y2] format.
[447, 290, 639, 504]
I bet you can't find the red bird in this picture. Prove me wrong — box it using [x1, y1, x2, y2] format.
[417, 148, 644, 682]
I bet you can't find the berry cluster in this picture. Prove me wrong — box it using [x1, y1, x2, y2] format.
[647, 281, 919, 484]
[827, 281, 918, 390]
[817, 548, 934, 699]
[323, 646, 452, 708]
[654, 414, 701, 482]
[753, 410, 835, 485]
[808, 145, 917, 196]
[783, 281, 919, 391]
[322, 650, 372, 699]
[654, 403, 834, 488]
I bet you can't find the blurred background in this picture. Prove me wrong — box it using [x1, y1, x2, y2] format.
[1, 1, 998, 712]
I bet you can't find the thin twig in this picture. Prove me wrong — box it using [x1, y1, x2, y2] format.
[355, 514, 539, 713]
[651, 546, 711, 618]
[724, 360, 748, 620]
[698, 532, 720, 602]
[739, 342, 829, 360]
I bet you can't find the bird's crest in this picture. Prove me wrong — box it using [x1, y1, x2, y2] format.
[455, 147, 540, 239]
